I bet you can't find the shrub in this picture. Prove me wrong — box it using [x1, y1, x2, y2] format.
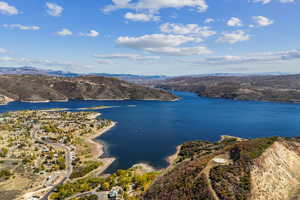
[70, 161, 102, 179]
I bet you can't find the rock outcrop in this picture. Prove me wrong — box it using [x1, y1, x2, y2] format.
[251, 141, 300, 200]
[0, 95, 14, 105]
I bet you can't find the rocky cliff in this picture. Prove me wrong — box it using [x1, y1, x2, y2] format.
[251, 141, 300, 200]
[0, 95, 14, 105]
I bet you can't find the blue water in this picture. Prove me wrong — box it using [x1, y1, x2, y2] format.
[1, 91, 300, 172]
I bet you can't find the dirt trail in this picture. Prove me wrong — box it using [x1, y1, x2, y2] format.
[200, 153, 232, 200]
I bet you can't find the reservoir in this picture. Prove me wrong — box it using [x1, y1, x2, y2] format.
[1, 91, 300, 172]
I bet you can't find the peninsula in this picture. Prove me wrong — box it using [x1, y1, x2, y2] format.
[0, 74, 177, 105]
[0, 110, 115, 200]
[144, 136, 300, 200]
[157, 74, 300, 103]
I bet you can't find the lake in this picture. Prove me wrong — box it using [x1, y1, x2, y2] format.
[1, 91, 300, 172]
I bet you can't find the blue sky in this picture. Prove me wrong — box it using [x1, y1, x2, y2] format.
[0, 0, 299, 75]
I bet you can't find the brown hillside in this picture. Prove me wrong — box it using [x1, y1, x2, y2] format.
[0, 75, 177, 104]
[143, 137, 300, 200]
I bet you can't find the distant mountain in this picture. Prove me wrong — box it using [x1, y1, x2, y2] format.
[0, 66, 291, 84]
[0, 74, 177, 104]
[184, 72, 291, 77]
[0, 66, 79, 77]
[0, 66, 169, 83]
[156, 74, 300, 103]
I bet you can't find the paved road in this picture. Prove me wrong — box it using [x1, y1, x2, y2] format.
[30, 126, 73, 200]
[40, 143, 73, 200]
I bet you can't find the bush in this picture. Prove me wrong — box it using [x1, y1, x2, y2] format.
[70, 161, 102, 179]
[75, 194, 98, 200]
[0, 147, 8, 157]
[0, 169, 12, 180]
[51, 177, 104, 199]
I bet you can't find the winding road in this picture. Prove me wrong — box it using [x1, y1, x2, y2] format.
[29, 126, 73, 200]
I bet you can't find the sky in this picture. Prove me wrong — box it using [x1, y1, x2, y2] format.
[0, 0, 299, 75]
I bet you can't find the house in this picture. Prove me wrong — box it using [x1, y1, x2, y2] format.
[108, 187, 123, 200]
[108, 190, 118, 200]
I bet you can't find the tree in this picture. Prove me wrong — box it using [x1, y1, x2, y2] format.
[0, 147, 8, 157]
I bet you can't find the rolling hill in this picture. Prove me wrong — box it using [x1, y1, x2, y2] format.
[143, 136, 300, 200]
[0, 74, 177, 104]
[156, 75, 300, 103]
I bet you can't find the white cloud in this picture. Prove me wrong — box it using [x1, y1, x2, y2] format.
[252, 16, 274, 27]
[94, 53, 160, 60]
[204, 18, 215, 24]
[160, 23, 216, 37]
[181, 49, 300, 65]
[2, 24, 40, 31]
[0, 48, 8, 54]
[116, 34, 211, 56]
[279, 0, 295, 3]
[103, 0, 208, 13]
[0, 1, 19, 15]
[251, 0, 294, 4]
[117, 34, 198, 49]
[0, 56, 82, 68]
[227, 17, 243, 27]
[97, 60, 114, 64]
[79, 30, 99, 37]
[144, 46, 212, 56]
[124, 12, 160, 22]
[217, 30, 250, 44]
[252, 0, 272, 4]
[46, 2, 63, 17]
[56, 28, 72, 36]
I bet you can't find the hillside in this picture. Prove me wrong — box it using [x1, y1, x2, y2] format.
[0, 66, 169, 84]
[156, 75, 300, 103]
[143, 136, 300, 200]
[0, 75, 176, 104]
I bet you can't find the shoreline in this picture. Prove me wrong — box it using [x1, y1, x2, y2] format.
[0, 97, 178, 106]
[220, 135, 247, 142]
[129, 145, 182, 174]
[85, 121, 117, 175]
[166, 145, 181, 167]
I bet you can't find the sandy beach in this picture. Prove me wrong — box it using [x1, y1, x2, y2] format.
[131, 163, 157, 173]
[85, 121, 117, 174]
[129, 144, 182, 174]
[126, 145, 182, 174]
[220, 135, 247, 142]
[166, 145, 182, 166]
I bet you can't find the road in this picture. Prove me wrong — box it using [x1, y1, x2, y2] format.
[30, 125, 73, 200]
